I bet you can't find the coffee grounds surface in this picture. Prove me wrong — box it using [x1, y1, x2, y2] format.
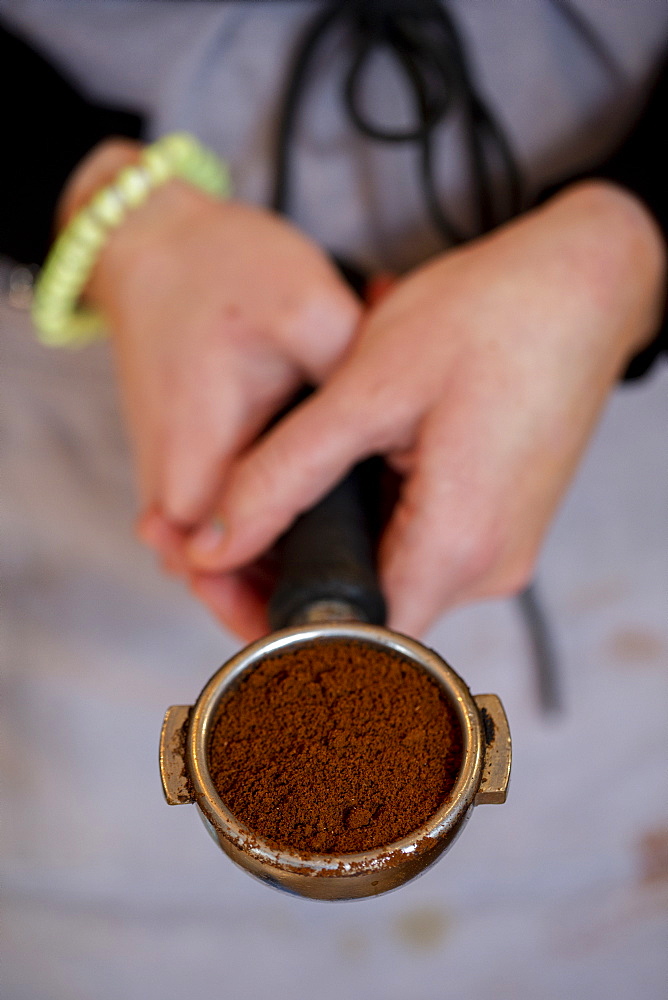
[207, 639, 463, 854]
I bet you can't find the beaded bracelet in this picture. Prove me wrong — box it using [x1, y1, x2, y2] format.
[32, 133, 232, 347]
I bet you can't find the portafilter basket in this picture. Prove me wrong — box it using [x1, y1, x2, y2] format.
[160, 463, 511, 900]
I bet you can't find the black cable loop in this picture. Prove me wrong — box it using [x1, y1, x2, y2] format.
[475, 107, 524, 222]
[427, 2, 521, 230]
[343, 30, 452, 143]
[418, 125, 466, 244]
[272, 0, 524, 242]
[271, 2, 342, 215]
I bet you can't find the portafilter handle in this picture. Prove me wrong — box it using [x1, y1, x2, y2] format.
[267, 459, 387, 630]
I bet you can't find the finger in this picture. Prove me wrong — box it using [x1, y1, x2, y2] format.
[378, 477, 463, 637]
[378, 382, 542, 635]
[116, 389, 163, 511]
[136, 506, 165, 550]
[279, 280, 363, 383]
[378, 414, 503, 636]
[189, 572, 270, 642]
[184, 371, 394, 572]
[136, 507, 190, 573]
[156, 364, 246, 528]
[159, 367, 299, 528]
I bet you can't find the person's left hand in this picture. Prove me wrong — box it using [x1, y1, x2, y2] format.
[56, 140, 364, 643]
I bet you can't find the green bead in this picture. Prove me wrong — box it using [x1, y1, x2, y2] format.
[115, 166, 152, 208]
[89, 187, 126, 227]
[142, 146, 172, 184]
[54, 248, 88, 276]
[49, 264, 84, 293]
[32, 307, 65, 341]
[59, 240, 91, 269]
[159, 132, 199, 165]
[181, 164, 206, 187]
[68, 212, 106, 249]
[183, 157, 227, 196]
[40, 280, 73, 305]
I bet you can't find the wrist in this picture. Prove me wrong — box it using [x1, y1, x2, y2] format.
[567, 180, 668, 361]
[33, 133, 231, 347]
[57, 138, 143, 229]
[548, 180, 667, 363]
[86, 178, 210, 313]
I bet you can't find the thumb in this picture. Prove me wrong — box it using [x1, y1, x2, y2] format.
[185, 376, 385, 572]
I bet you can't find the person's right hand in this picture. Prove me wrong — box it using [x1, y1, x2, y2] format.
[182, 181, 665, 638]
[63, 140, 362, 546]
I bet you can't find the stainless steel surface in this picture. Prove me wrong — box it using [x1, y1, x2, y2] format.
[160, 623, 511, 899]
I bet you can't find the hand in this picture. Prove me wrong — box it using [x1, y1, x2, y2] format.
[61, 140, 362, 554]
[184, 181, 666, 637]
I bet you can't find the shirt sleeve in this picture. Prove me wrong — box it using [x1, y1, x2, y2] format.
[0, 19, 145, 266]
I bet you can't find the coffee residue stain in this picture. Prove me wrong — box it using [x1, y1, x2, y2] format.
[607, 628, 665, 666]
[637, 826, 668, 885]
[338, 928, 370, 960]
[563, 579, 625, 614]
[393, 906, 451, 952]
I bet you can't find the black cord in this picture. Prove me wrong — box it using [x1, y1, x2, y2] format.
[271, 2, 342, 216]
[272, 0, 524, 242]
[518, 583, 561, 713]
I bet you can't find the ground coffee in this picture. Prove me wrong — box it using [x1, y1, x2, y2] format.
[207, 639, 463, 855]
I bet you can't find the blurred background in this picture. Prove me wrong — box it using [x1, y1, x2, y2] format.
[2, 1, 668, 995]
[2, 274, 667, 999]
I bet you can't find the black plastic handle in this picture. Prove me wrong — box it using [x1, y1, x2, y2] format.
[267, 460, 387, 630]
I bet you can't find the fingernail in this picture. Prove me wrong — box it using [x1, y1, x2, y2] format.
[189, 517, 226, 558]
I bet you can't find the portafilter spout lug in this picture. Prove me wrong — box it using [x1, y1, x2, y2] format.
[160, 705, 195, 805]
[473, 694, 511, 805]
